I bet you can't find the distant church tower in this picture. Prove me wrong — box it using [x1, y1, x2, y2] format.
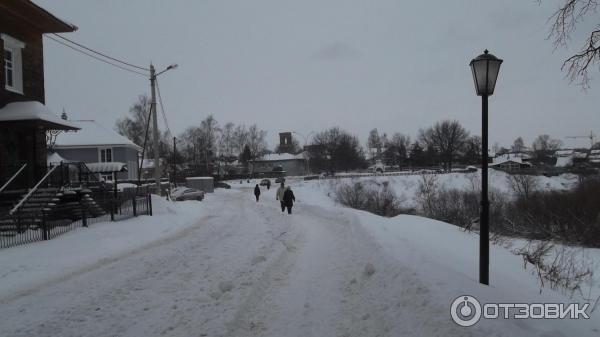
[279, 132, 293, 154]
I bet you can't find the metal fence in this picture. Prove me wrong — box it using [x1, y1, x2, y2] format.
[0, 194, 152, 249]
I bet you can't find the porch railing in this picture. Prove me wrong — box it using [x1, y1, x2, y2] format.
[0, 163, 27, 195]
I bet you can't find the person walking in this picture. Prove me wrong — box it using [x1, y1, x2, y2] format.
[276, 182, 286, 212]
[254, 184, 261, 202]
[282, 186, 296, 214]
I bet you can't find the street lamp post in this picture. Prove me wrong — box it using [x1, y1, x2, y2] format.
[149, 63, 178, 195]
[469, 50, 502, 285]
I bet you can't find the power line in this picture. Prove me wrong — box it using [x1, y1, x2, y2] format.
[155, 77, 172, 137]
[46, 35, 148, 77]
[52, 33, 150, 71]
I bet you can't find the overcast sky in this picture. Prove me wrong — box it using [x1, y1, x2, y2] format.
[37, 0, 599, 149]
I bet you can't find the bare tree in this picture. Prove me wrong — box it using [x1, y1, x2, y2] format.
[115, 95, 150, 147]
[247, 124, 268, 159]
[116, 94, 169, 157]
[512, 137, 526, 152]
[384, 133, 410, 167]
[540, 0, 600, 88]
[507, 174, 538, 200]
[232, 125, 249, 156]
[419, 120, 469, 171]
[532, 134, 562, 161]
[219, 122, 235, 157]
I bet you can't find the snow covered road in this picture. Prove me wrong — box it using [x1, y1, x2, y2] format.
[0, 187, 597, 336]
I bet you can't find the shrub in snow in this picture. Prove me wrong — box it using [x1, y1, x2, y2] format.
[334, 179, 411, 217]
[507, 177, 600, 247]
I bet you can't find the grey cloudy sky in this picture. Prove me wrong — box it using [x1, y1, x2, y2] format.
[37, 0, 599, 149]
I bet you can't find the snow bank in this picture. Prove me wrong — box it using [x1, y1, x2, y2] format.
[0, 195, 207, 301]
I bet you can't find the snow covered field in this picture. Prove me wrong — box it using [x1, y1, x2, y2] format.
[0, 176, 598, 336]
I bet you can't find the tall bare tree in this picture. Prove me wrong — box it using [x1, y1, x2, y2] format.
[247, 125, 268, 159]
[116, 94, 168, 158]
[232, 125, 249, 156]
[419, 120, 469, 171]
[219, 122, 235, 157]
[512, 137, 526, 152]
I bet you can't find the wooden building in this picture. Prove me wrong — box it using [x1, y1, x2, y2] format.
[0, 1, 78, 188]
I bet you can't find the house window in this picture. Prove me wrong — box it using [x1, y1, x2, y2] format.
[100, 173, 113, 181]
[100, 148, 113, 162]
[1, 34, 25, 94]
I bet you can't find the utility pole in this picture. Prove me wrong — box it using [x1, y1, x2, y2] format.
[173, 136, 177, 186]
[150, 64, 161, 195]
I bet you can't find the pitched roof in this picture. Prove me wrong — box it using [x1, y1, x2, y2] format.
[54, 120, 141, 151]
[0, 101, 79, 130]
[0, 1, 77, 33]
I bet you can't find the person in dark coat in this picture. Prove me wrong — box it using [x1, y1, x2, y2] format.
[254, 184, 261, 202]
[282, 186, 296, 214]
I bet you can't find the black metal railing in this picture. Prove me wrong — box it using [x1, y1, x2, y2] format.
[0, 162, 153, 249]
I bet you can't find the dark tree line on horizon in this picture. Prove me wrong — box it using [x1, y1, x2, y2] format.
[116, 95, 581, 177]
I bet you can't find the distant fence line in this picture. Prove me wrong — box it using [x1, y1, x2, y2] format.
[308, 169, 473, 181]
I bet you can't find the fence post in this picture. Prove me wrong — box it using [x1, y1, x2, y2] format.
[148, 194, 152, 216]
[42, 210, 48, 240]
[81, 202, 88, 227]
[110, 197, 115, 221]
[132, 196, 137, 217]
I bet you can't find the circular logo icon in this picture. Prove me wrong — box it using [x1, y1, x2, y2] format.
[451, 295, 482, 327]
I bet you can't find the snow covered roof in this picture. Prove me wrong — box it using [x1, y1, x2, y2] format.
[490, 159, 532, 167]
[492, 154, 523, 165]
[256, 152, 306, 161]
[0, 101, 79, 130]
[86, 162, 128, 173]
[555, 149, 574, 157]
[54, 120, 141, 151]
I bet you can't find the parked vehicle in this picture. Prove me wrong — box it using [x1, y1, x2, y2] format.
[171, 187, 205, 201]
[275, 177, 286, 184]
[260, 179, 271, 186]
[215, 182, 231, 189]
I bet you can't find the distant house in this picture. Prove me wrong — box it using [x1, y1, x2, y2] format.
[52, 120, 141, 181]
[554, 148, 589, 167]
[0, 1, 78, 188]
[251, 152, 308, 176]
[490, 156, 532, 171]
[589, 149, 600, 166]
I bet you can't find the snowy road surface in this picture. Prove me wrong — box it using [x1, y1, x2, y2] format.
[0, 186, 597, 336]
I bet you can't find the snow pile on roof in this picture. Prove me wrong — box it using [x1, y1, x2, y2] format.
[86, 162, 127, 173]
[0, 101, 79, 130]
[55, 120, 141, 150]
[555, 149, 574, 157]
[492, 153, 524, 165]
[257, 152, 306, 161]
